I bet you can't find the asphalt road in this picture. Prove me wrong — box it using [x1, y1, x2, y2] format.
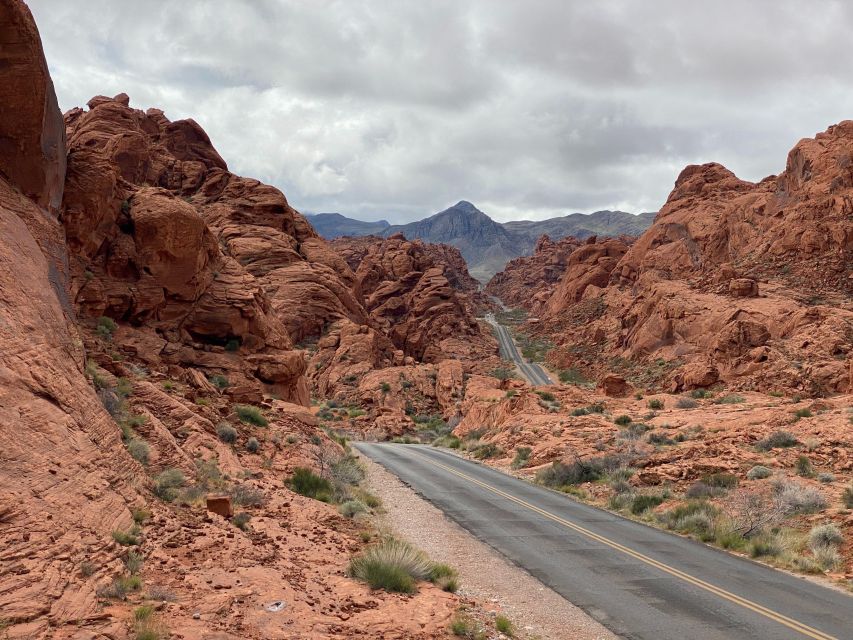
[356, 443, 853, 640]
[485, 313, 553, 386]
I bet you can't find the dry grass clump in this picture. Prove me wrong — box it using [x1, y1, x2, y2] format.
[348, 537, 458, 594]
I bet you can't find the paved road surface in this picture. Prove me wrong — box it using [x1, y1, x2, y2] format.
[356, 443, 853, 640]
[485, 313, 553, 386]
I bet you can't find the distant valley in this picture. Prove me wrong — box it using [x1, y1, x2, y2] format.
[307, 201, 656, 281]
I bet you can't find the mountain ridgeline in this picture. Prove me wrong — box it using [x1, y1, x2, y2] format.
[307, 201, 655, 282]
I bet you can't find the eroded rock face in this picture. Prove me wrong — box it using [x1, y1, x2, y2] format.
[333, 235, 496, 364]
[488, 125, 853, 395]
[0, 2, 138, 628]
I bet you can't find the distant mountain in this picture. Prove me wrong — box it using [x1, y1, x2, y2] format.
[304, 212, 390, 238]
[504, 210, 656, 242]
[308, 202, 655, 282]
[378, 201, 519, 282]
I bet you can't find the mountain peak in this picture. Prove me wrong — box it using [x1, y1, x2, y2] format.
[452, 200, 480, 213]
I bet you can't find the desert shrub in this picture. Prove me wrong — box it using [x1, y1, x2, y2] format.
[647, 431, 675, 446]
[755, 430, 798, 451]
[811, 544, 841, 571]
[145, 585, 176, 602]
[115, 377, 133, 398]
[153, 468, 186, 502]
[96, 574, 142, 599]
[610, 479, 632, 494]
[288, 467, 333, 502]
[471, 443, 501, 459]
[816, 472, 834, 483]
[432, 434, 461, 449]
[495, 614, 514, 635]
[208, 374, 229, 389]
[451, 614, 486, 639]
[96, 315, 117, 339]
[224, 338, 240, 352]
[380, 382, 391, 393]
[676, 397, 698, 409]
[125, 550, 144, 574]
[795, 455, 814, 477]
[631, 494, 665, 514]
[713, 394, 745, 405]
[773, 480, 827, 514]
[647, 398, 664, 410]
[80, 561, 97, 577]
[246, 437, 260, 453]
[685, 482, 720, 499]
[127, 438, 150, 465]
[232, 512, 251, 530]
[98, 388, 124, 419]
[234, 404, 268, 427]
[132, 507, 151, 524]
[792, 555, 823, 573]
[749, 534, 783, 558]
[216, 422, 238, 443]
[535, 456, 619, 487]
[339, 500, 367, 518]
[746, 465, 773, 480]
[793, 408, 813, 419]
[111, 527, 139, 547]
[703, 472, 738, 489]
[559, 368, 588, 384]
[428, 563, 459, 592]
[690, 389, 712, 399]
[511, 446, 532, 469]
[619, 422, 652, 440]
[660, 501, 717, 538]
[490, 367, 514, 381]
[348, 538, 433, 594]
[229, 483, 265, 507]
[133, 604, 168, 640]
[614, 414, 632, 426]
[842, 482, 853, 508]
[331, 454, 365, 486]
[809, 523, 843, 548]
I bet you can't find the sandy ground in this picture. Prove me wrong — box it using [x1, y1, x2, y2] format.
[357, 451, 617, 640]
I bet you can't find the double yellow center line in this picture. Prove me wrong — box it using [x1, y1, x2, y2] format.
[406, 448, 837, 640]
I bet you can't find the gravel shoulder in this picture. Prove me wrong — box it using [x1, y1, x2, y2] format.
[357, 450, 617, 640]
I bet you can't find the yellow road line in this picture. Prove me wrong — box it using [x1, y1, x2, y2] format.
[405, 448, 837, 640]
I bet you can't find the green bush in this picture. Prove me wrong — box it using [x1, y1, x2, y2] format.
[795, 455, 814, 478]
[153, 468, 186, 502]
[348, 538, 433, 593]
[471, 443, 501, 459]
[559, 368, 588, 384]
[96, 316, 117, 339]
[713, 394, 745, 405]
[232, 512, 252, 531]
[676, 397, 698, 409]
[842, 482, 853, 508]
[702, 472, 738, 489]
[793, 408, 813, 419]
[535, 390, 555, 402]
[536, 455, 621, 488]
[511, 446, 532, 469]
[112, 527, 140, 546]
[746, 465, 772, 480]
[428, 562, 459, 592]
[224, 338, 240, 352]
[246, 437, 260, 453]
[755, 430, 798, 451]
[690, 389, 713, 399]
[809, 523, 843, 548]
[216, 422, 238, 443]
[288, 467, 333, 502]
[380, 382, 391, 393]
[234, 404, 268, 427]
[614, 414, 632, 426]
[127, 439, 150, 465]
[495, 614, 513, 635]
[630, 494, 665, 514]
[209, 374, 229, 389]
[647, 398, 664, 410]
[339, 500, 367, 518]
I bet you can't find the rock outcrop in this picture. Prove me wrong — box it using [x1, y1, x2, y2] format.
[488, 126, 853, 395]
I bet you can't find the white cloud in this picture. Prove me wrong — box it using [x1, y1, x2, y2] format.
[28, 0, 853, 222]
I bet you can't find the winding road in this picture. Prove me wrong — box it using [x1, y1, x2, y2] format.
[485, 312, 553, 386]
[356, 443, 853, 640]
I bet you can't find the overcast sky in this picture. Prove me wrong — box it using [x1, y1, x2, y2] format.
[29, 0, 853, 223]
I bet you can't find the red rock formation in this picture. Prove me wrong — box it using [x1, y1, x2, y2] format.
[490, 126, 853, 395]
[0, 1, 139, 629]
[333, 234, 496, 364]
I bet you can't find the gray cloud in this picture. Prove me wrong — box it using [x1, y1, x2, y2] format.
[28, 0, 853, 222]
